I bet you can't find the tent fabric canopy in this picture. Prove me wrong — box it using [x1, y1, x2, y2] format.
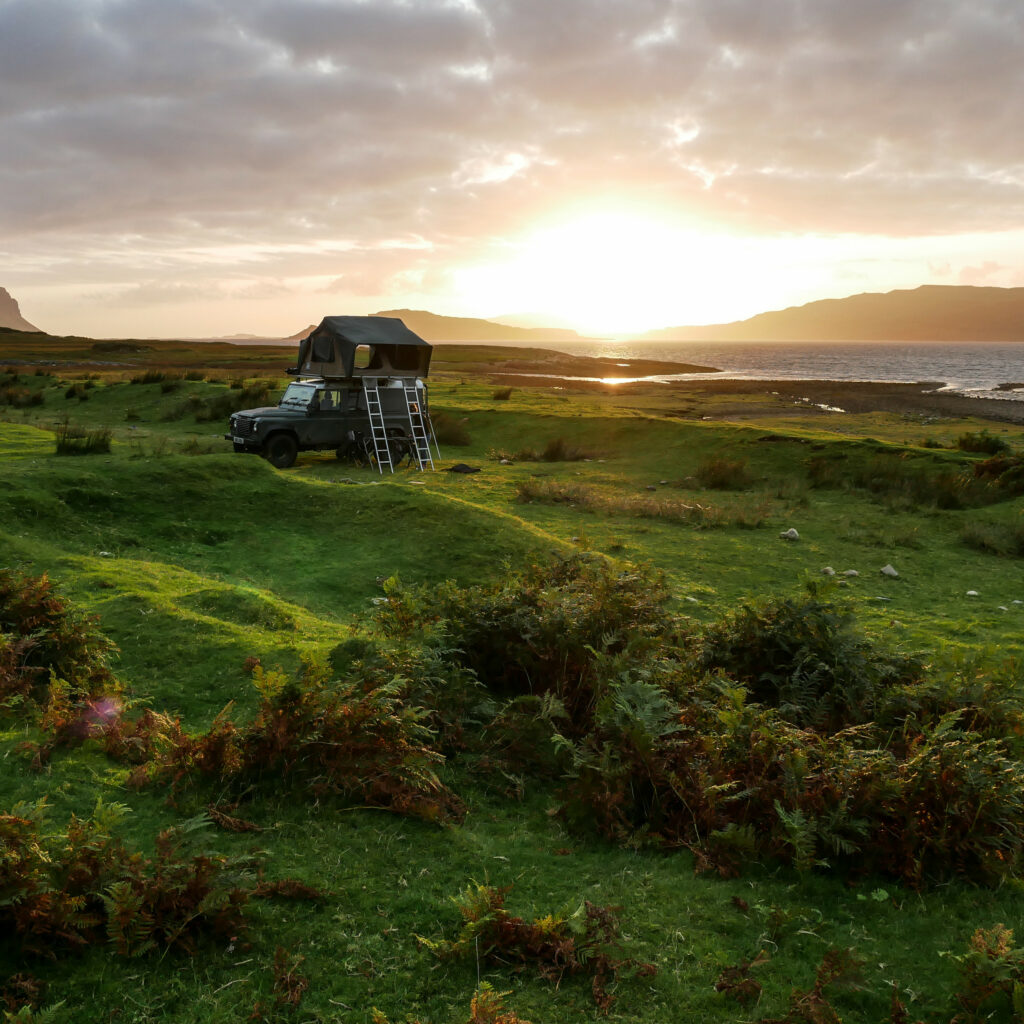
[293, 315, 432, 380]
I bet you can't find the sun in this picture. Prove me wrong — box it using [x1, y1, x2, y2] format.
[453, 207, 771, 334]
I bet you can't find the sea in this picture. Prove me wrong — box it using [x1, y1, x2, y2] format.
[226, 336, 1024, 405]
[493, 338, 1024, 404]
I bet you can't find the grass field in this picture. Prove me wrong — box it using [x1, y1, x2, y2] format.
[2, 335, 1024, 1023]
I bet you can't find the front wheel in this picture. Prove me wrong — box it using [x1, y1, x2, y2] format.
[264, 433, 298, 469]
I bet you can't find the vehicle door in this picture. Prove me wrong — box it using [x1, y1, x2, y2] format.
[304, 386, 346, 446]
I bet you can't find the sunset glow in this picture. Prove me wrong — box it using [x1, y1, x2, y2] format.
[1, 0, 1023, 338]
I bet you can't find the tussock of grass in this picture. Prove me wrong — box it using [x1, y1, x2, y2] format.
[54, 419, 111, 455]
[696, 456, 752, 489]
[515, 477, 771, 527]
[431, 410, 471, 446]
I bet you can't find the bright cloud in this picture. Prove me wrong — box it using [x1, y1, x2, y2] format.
[0, 0, 1022, 336]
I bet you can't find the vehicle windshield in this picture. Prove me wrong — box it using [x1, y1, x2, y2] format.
[279, 383, 317, 410]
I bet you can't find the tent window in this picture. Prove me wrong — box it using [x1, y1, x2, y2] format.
[312, 336, 334, 362]
[354, 344, 373, 369]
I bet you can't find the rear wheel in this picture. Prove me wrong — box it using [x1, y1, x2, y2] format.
[264, 433, 298, 469]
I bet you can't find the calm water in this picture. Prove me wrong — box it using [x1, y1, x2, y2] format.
[228, 335, 1024, 403]
[509, 339, 1024, 402]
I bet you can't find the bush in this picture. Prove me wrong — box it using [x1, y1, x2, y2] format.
[0, 386, 43, 408]
[695, 587, 922, 732]
[431, 410, 471, 446]
[121, 663, 463, 822]
[419, 884, 656, 1012]
[972, 452, 1024, 495]
[491, 387, 513, 400]
[957, 429, 1010, 455]
[0, 570, 117, 705]
[375, 556, 680, 731]
[0, 801, 262, 962]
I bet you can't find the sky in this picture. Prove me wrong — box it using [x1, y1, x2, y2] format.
[2, 0, 1023, 338]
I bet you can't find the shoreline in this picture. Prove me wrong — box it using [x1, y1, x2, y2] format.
[488, 374, 1024, 424]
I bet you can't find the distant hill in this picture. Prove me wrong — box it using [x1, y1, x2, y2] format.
[0, 287, 40, 332]
[372, 308, 582, 342]
[643, 286, 1024, 342]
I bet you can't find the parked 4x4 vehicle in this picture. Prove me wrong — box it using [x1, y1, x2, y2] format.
[226, 314, 435, 471]
[228, 378, 420, 469]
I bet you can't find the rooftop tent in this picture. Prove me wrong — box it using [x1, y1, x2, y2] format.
[291, 315, 432, 380]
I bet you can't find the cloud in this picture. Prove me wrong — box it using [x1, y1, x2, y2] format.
[1, 0, 1023, 332]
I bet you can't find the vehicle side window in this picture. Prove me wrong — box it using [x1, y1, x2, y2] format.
[319, 389, 341, 411]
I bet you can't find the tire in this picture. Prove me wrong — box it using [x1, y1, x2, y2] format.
[264, 433, 298, 469]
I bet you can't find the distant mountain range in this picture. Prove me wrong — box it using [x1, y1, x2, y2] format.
[0, 287, 40, 332]
[4, 284, 1024, 344]
[371, 308, 582, 342]
[642, 286, 1024, 342]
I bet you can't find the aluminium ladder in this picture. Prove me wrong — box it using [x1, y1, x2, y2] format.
[363, 379, 393, 474]
[402, 383, 437, 471]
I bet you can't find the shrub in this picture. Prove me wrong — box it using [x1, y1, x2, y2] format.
[0, 386, 43, 408]
[972, 453, 1024, 495]
[54, 420, 111, 455]
[196, 383, 272, 422]
[696, 456, 752, 490]
[431, 411, 471, 446]
[123, 663, 462, 822]
[419, 884, 656, 1012]
[0, 801, 256, 961]
[0, 570, 116, 706]
[62, 384, 88, 401]
[491, 387, 513, 400]
[956, 429, 1009, 455]
[949, 925, 1024, 1021]
[695, 587, 923, 732]
[375, 557, 680, 730]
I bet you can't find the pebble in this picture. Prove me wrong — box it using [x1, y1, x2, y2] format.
[843, 569, 859, 577]
[779, 528, 799, 541]
[966, 590, 979, 597]
[880, 564, 899, 578]
[821, 567, 836, 576]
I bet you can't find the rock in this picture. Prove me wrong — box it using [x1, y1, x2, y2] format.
[645, 485, 657, 491]
[98, 551, 114, 558]
[843, 569, 859, 577]
[880, 564, 899, 578]
[821, 567, 836, 576]
[779, 528, 799, 541]
[659, 480, 669, 485]
[999, 605, 1009, 611]
[499, 458, 513, 465]
[966, 590, 979, 597]
[684, 596, 699, 604]
[1014, 600, 1023, 605]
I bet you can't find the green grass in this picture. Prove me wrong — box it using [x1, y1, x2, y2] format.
[3, 344, 1024, 1022]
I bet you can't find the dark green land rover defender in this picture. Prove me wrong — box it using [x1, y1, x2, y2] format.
[226, 315, 436, 472]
